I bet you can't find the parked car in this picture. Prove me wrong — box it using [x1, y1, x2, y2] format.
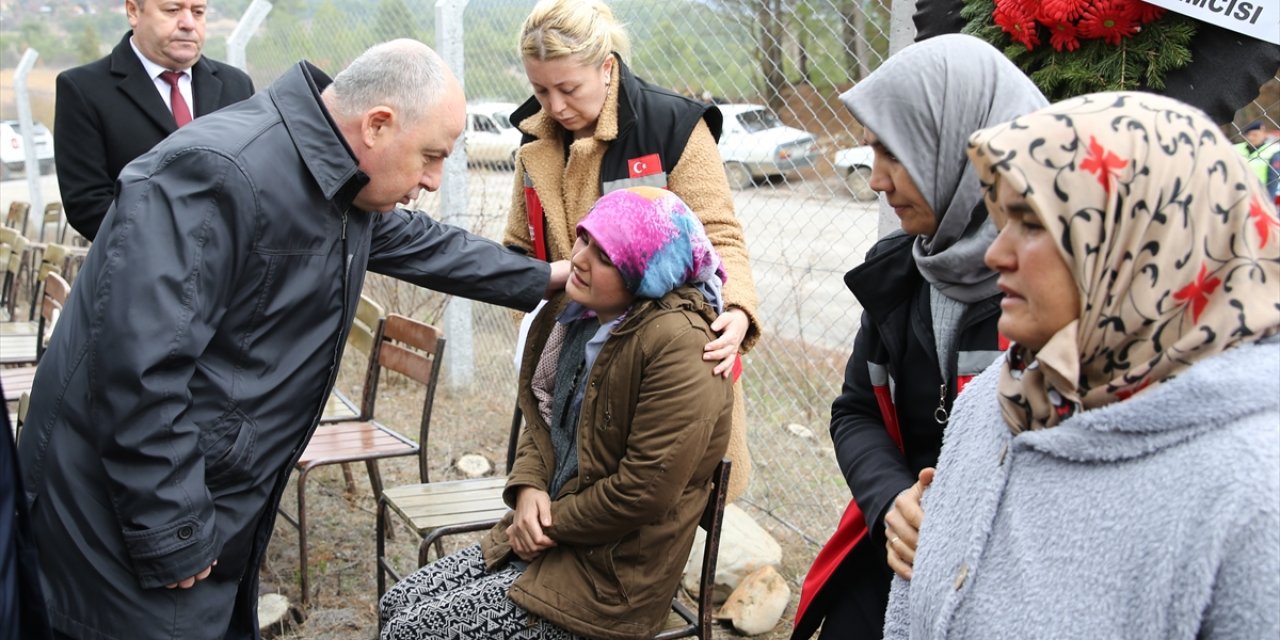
[1, 119, 54, 180]
[465, 102, 522, 169]
[716, 104, 819, 190]
[833, 145, 876, 202]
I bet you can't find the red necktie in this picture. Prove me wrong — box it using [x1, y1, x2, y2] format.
[159, 71, 192, 127]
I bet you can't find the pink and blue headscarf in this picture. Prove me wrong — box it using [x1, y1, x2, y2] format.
[576, 186, 726, 311]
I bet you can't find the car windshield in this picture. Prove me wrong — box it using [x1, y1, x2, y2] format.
[735, 109, 782, 133]
[492, 114, 513, 129]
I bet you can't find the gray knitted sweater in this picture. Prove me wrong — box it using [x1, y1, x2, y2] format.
[885, 337, 1280, 639]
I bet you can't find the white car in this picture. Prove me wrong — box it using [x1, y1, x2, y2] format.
[833, 145, 876, 201]
[465, 102, 522, 168]
[716, 104, 819, 190]
[1, 119, 54, 180]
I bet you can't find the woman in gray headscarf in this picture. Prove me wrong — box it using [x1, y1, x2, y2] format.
[793, 34, 1046, 640]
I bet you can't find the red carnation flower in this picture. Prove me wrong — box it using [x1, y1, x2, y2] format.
[1172, 264, 1222, 324]
[1248, 197, 1280, 248]
[1046, 19, 1082, 51]
[1132, 0, 1166, 23]
[1039, 0, 1090, 22]
[995, 2, 1042, 50]
[1078, 0, 1139, 44]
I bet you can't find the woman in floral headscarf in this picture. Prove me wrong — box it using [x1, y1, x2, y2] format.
[380, 187, 732, 640]
[883, 92, 1280, 639]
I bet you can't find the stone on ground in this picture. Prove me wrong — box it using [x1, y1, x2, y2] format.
[682, 503, 782, 603]
[257, 593, 298, 639]
[455, 453, 493, 478]
[715, 565, 790, 635]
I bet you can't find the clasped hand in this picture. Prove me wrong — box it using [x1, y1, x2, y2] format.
[508, 486, 558, 561]
[885, 467, 934, 581]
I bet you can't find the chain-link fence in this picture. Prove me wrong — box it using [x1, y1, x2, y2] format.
[2, 0, 1278, 598]
[235, 0, 898, 568]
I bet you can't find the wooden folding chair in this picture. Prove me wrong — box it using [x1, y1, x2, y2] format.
[376, 406, 524, 598]
[4, 200, 30, 233]
[320, 294, 385, 425]
[280, 313, 445, 605]
[39, 201, 64, 243]
[1, 272, 70, 401]
[0, 226, 29, 322]
[655, 459, 732, 640]
[28, 243, 68, 321]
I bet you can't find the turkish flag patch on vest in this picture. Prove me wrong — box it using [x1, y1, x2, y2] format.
[628, 153, 662, 178]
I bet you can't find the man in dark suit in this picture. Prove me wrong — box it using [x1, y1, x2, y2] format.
[54, 0, 254, 241]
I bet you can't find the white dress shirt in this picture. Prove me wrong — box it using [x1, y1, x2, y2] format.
[129, 37, 193, 117]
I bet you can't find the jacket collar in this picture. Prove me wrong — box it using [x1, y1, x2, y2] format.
[613, 286, 718, 337]
[845, 231, 920, 321]
[268, 61, 369, 210]
[109, 31, 177, 134]
[1015, 337, 1280, 462]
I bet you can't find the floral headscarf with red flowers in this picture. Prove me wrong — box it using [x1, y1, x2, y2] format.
[967, 91, 1280, 433]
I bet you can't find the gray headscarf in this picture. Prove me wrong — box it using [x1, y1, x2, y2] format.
[840, 34, 1047, 302]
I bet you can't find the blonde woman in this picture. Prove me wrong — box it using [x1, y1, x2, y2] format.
[503, 0, 759, 499]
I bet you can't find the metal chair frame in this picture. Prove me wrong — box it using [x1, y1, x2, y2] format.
[278, 312, 444, 605]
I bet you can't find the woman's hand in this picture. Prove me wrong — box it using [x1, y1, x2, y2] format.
[704, 307, 749, 377]
[508, 486, 557, 561]
[886, 467, 935, 581]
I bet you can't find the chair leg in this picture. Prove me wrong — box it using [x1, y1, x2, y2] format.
[376, 494, 388, 599]
[365, 459, 394, 541]
[297, 466, 311, 607]
[340, 463, 357, 494]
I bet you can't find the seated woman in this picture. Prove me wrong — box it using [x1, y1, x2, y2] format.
[884, 92, 1280, 638]
[379, 186, 733, 640]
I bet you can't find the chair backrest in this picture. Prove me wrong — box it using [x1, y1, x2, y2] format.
[5, 200, 30, 231]
[506, 405, 524, 474]
[349, 294, 385, 356]
[36, 271, 69, 361]
[42, 201, 61, 223]
[0, 227, 28, 315]
[656, 458, 732, 640]
[40, 201, 63, 243]
[365, 313, 446, 483]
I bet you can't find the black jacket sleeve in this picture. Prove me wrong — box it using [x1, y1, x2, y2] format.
[830, 316, 916, 546]
[367, 208, 550, 312]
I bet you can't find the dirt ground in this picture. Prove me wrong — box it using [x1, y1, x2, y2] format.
[260, 357, 806, 640]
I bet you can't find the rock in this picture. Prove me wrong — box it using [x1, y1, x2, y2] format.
[716, 565, 791, 635]
[784, 423, 815, 439]
[455, 453, 493, 478]
[257, 593, 300, 639]
[682, 503, 782, 603]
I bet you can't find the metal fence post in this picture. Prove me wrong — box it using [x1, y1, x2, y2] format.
[436, 0, 476, 391]
[876, 0, 921, 239]
[15, 48, 42, 238]
[227, 0, 274, 72]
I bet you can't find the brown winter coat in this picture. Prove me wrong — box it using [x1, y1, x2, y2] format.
[481, 289, 733, 640]
[503, 57, 757, 499]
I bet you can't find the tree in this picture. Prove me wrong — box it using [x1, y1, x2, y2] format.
[373, 0, 418, 40]
[77, 23, 103, 63]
